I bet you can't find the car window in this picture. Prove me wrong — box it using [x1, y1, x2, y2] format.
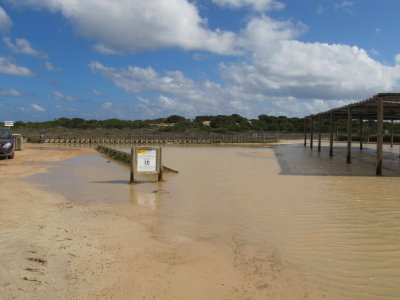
[0, 130, 11, 139]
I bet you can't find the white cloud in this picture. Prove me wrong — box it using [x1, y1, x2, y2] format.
[334, 1, 353, 10]
[45, 61, 61, 72]
[334, 1, 354, 13]
[10, 0, 237, 55]
[0, 56, 34, 76]
[221, 16, 400, 101]
[3, 37, 48, 58]
[316, 2, 353, 15]
[89, 61, 253, 117]
[237, 16, 306, 50]
[0, 6, 12, 33]
[137, 96, 150, 105]
[93, 43, 121, 55]
[395, 54, 400, 65]
[93, 89, 103, 97]
[0, 89, 23, 97]
[102, 102, 112, 110]
[192, 53, 210, 61]
[87, 11, 400, 117]
[31, 104, 45, 112]
[53, 91, 80, 102]
[158, 95, 177, 109]
[90, 61, 336, 118]
[89, 36, 400, 118]
[212, 0, 284, 11]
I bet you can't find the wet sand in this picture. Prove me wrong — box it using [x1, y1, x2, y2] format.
[0, 145, 262, 299]
[1, 142, 400, 299]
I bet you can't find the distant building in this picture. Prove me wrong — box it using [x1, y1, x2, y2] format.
[202, 121, 211, 126]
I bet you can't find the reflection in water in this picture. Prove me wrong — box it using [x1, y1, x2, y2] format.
[28, 144, 400, 299]
[130, 183, 165, 210]
[26, 154, 162, 207]
[135, 192, 157, 209]
[275, 142, 400, 177]
[154, 145, 400, 300]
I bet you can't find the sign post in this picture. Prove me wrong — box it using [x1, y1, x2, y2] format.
[130, 146, 162, 183]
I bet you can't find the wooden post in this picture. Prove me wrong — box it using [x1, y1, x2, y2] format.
[391, 119, 394, 148]
[329, 112, 334, 157]
[304, 118, 307, 147]
[376, 98, 384, 175]
[359, 118, 363, 150]
[130, 147, 135, 183]
[310, 117, 314, 149]
[158, 147, 163, 181]
[347, 107, 352, 164]
[318, 115, 322, 152]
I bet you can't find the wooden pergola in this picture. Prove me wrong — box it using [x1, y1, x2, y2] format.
[304, 93, 400, 175]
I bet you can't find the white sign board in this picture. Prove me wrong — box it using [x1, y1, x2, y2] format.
[4, 121, 14, 127]
[137, 149, 157, 172]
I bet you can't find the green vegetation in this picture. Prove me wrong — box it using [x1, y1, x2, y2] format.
[11, 114, 400, 135]
[13, 114, 306, 134]
[14, 118, 151, 130]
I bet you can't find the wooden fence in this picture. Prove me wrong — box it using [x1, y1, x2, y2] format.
[25, 133, 279, 144]
[96, 145, 179, 175]
[96, 145, 131, 164]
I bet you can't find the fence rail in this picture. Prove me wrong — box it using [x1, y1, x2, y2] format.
[96, 145, 179, 175]
[96, 145, 131, 164]
[23, 133, 279, 144]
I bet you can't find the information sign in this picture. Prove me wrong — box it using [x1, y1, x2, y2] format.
[4, 121, 14, 127]
[130, 146, 162, 183]
[136, 149, 157, 172]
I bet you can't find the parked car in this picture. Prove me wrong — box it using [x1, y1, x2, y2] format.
[0, 127, 14, 159]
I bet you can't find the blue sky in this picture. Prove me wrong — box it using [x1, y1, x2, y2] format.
[1, 0, 400, 122]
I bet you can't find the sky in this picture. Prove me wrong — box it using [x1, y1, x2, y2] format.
[1, 0, 400, 122]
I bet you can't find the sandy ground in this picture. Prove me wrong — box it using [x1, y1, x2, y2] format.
[0, 145, 285, 300]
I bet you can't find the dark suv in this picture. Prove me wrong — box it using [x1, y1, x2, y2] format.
[0, 127, 14, 159]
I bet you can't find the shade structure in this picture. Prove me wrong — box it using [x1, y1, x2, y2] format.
[304, 93, 400, 176]
[306, 93, 400, 120]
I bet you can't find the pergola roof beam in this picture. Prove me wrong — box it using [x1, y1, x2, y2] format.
[306, 93, 400, 120]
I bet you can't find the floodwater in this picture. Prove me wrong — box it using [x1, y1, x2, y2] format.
[27, 142, 400, 299]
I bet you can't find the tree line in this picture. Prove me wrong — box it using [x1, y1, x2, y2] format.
[10, 114, 400, 135]
[11, 114, 305, 133]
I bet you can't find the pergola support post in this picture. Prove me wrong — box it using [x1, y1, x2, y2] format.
[391, 120, 394, 148]
[376, 98, 384, 175]
[359, 118, 363, 150]
[304, 118, 307, 147]
[318, 116, 322, 152]
[329, 112, 334, 157]
[347, 107, 352, 164]
[310, 117, 314, 149]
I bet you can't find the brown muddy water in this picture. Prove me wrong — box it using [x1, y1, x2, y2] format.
[27, 143, 400, 299]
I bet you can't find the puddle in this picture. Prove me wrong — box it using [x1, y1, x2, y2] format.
[24, 144, 400, 299]
[26, 154, 160, 204]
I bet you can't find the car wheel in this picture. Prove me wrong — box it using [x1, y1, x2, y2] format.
[8, 152, 14, 159]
